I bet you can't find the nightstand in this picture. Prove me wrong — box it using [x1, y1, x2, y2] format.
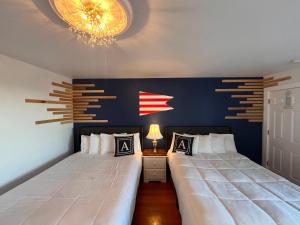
[142, 148, 167, 183]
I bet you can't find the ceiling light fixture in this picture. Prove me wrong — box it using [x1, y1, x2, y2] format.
[49, 0, 133, 47]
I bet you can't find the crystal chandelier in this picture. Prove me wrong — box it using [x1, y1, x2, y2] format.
[49, 0, 133, 47]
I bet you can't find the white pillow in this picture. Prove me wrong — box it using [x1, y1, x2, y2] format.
[197, 135, 213, 153]
[117, 133, 142, 154]
[129, 133, 142, 153]
[209, 133, 237, 153]
[209, 133, 226, 153]
[224, 134, 237, 152]
[100, 133, 114, 155]
[170, 132, 199, 155]
[89, 133, 101, 154]
[134, 133, 142, 153]
[81, 135, 90, 153]
[100, 133, 127, 155]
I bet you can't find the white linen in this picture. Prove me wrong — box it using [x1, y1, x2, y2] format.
[80, 135, 90, 153]
[168, 151, 300, 225]
[0, 152, 142, 225]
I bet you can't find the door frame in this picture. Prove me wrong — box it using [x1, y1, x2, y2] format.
[263, 81, 300, 168]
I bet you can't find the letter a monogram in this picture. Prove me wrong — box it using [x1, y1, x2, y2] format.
[178, 140, 186, 149]
[121, 142, 130, 151]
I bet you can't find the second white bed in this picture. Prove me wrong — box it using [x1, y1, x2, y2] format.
[0, 152, 142, 225]
[168, 151, 300, 225]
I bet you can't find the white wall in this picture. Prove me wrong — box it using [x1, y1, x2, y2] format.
[265, 66, 300, 84]
[0, 55, 73, 194]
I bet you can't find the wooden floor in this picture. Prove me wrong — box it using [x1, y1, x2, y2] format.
[132, 179, 182, 225]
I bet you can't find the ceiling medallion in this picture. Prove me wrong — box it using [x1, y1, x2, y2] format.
[49, 0, 133, 47]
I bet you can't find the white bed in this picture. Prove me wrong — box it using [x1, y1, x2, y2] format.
[168, 151, 300, 225]
[0, 152, 142, 225]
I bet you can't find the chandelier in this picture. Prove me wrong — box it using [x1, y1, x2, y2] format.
[49, 0, 133, 47]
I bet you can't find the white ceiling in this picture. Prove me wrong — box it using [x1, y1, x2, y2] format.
[1, 0, 300, 78]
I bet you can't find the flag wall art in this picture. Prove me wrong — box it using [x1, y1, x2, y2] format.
[139, 91, 174, 116]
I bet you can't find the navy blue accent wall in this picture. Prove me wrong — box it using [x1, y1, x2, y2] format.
[73, 78, 262, 164]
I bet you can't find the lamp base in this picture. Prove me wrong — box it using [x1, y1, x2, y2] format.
[152, 140, 158, 153]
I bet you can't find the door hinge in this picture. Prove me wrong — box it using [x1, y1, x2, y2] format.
[266, 161, 269, 166]
[268, 98, 271, 104]
[267, 130, 270, 135]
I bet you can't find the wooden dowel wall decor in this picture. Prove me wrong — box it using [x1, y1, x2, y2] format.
[52, 82, 72, 90]
[59, 98, 73, 102]
[215, 88, 262, 92]
[47, 108, 72, 111]
[73, 106, 101, 110]
[73, 120, 108, 123]
[25, 99, 70, 105]
[73, 96, 117, 99]
[263, 77, 274, 81]
[249, 120, 263, 123]
[231, 95, 262, 98]
[73, 99, 99, 102]
[228, 107, 262, 110]
[25, 81, 116, 125]
[253, 92, 263, 95]
[246, 110, 263, 113]
[245, 83, 263, 86]
[49, 93, 72, 98]
[216, 76, 291, 123]
[73, 114, 96, 117]
[52, 111, 73, 115]
[222, 79, 262, 83]
[75, 102, 89, 105]
[238, 85, 263, 89]
[73, 84, 95, 87]
[246, 98, 262, 101]
[60, 121, 74, 124]
[35, 118, 72, 125]
[62, 81, 73, 87]
[72, 90, 104, 93]
[240, 101, 263, 104]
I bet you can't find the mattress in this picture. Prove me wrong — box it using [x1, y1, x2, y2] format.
[0, 152, 142, 225]
[168, 151, 300, 225]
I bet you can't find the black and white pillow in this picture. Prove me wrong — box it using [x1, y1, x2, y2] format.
[172, 134, 194, 156]
[114, 135, 134, 157]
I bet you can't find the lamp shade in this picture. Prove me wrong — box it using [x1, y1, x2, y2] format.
[146, 124, 163, 140]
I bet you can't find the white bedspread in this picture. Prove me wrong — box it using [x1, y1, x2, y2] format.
[0, 152, 142, 225]
[168, 151, 300, 225]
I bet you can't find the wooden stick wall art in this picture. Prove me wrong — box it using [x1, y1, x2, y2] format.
[215, 76, 291, 123]
[25, 81, 116, 125]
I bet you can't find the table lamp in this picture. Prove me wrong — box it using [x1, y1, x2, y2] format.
[146, 124, 163, 153]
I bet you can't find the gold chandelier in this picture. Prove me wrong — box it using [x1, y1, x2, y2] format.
[49, 0, 133, 47]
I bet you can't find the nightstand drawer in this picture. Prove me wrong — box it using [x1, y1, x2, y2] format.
[144, 169, 166, 181]
[144, 158, 166, 169]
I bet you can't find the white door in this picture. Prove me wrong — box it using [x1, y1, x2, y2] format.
[268, 87, 300, 185]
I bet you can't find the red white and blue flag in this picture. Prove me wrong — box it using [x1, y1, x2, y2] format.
[139, 91, 174, 116]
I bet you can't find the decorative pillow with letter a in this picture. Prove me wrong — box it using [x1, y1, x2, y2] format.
[172, 134, 194, 156]
[114, 135, 134, 157]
